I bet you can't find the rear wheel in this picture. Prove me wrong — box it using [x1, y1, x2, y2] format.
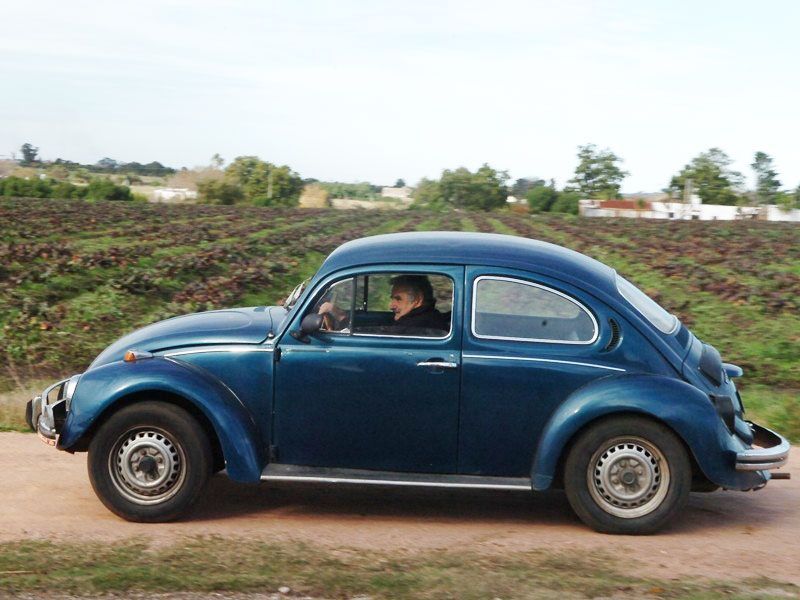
[564, 416, 691, 534]
[88, 401, 212, 522]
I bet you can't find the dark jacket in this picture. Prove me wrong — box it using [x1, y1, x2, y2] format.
[393, 305, 450, 336]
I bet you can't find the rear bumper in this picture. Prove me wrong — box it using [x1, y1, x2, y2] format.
[735, 423, 790, 472]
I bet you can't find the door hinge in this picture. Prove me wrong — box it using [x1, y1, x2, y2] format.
[274, 347, 281, 362]
[269, 444, 279, 462]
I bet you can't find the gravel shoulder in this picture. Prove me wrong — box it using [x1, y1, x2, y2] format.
[2, 432, 798, 584]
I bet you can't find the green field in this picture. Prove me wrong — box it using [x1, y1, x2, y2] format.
[1, 199, 798, 438]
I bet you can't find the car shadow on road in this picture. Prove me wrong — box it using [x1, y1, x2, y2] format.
[186, 474, 791, 534]
[188, 474, 582, 527]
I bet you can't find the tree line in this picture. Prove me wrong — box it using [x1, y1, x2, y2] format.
[6, 143, 800, 211]
[16, 144, 175, 177]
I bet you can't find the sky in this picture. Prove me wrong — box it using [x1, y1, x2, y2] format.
[2, 1, 799, 193]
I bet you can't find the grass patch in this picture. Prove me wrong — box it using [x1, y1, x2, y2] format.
[742, 384, 800, 442]
[0, 379, 50, 431]
[0, 537, 796, 598]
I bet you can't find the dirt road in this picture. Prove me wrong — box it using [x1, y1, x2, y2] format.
[2, 432, 798, 584]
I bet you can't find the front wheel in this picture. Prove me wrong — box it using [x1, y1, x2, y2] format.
[88, 401, 212, 522]
[564, 416, 691, 534]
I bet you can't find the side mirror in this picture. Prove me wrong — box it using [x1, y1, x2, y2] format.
[301, 313, 324, 334]
[291, 313, 324, 343]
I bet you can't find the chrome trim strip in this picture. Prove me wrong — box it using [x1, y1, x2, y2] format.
[260, 474, 531, 490]
[736, 460, 789, 472]
[463, 353, 626, 372]
[471, 275, 599, 345]
[164, 345, 275, 357]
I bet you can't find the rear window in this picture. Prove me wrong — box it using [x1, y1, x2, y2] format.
[616, 275, 677, 334]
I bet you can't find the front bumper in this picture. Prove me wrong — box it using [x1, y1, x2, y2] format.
[26, 375, 81, 446]
[735, 423, 790, 472]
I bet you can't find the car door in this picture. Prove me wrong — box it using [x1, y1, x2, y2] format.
[458, 266, 626, 477]
[273, 265, 463, 474]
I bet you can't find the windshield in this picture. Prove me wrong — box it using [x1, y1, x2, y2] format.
[615, 274, 678, 334]
[283, 277, 310, 310]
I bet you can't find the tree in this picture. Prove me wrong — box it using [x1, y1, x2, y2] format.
[412, 178, 442, 205]
[394, 178, 406, 188]
[437, 163, 509, 210]
[95, 157, 119, 171]
[667, 148, 743, 205]
[224, 156, 303, 206]
[569, 144, 628, 199]
[211, 153, 225, 169]
[526, 184, 558, 212]
[751, 151, 781, 205]
[20, 143, 39, 164]
[511, 177, 546, 199]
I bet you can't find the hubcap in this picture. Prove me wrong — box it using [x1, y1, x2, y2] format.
[587, 436, 670, 519]
[108, 428, 186, 505]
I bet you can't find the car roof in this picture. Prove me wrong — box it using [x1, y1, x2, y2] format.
[317, 231, 618, 297]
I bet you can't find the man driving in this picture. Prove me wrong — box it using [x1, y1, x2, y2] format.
[386, 275, 449, 334]
[317, 274, 449, 335]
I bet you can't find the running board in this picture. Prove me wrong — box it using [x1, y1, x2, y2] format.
[260, 464, 532, 491]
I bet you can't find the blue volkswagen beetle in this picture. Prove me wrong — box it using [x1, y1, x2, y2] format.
[27, 232, 790, 534]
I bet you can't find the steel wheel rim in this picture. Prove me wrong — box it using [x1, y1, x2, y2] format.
[108, 427, 186, 505]
[587, 436, 670, 519]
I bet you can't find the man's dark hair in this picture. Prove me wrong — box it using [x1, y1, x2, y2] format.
[390, 275, 436, 307]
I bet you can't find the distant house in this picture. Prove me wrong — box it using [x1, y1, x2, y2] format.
[381, 186, 413, 200]
[580, 195, 800, 222]
[152, 188, 198, 203]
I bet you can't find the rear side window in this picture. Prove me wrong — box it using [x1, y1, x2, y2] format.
[472, 276, 597, 343]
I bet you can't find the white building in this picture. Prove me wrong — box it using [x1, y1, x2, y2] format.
[381, 186, 413, 200]
[152, 188, 198, 202]
[580, 196, 800, 222]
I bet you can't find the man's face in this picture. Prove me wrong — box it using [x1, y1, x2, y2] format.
[389, 286, 423, 320]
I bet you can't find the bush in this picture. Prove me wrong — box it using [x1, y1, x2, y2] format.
[197, 180, 244, 205]
[85, 178, 132, 201]
[0, 176, 132, 201]
[526, 186, 558, 213]
[550, 190, 581, 215]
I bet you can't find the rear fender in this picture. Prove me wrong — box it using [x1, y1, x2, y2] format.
[59, 357, 266, 482]
[530, 374, 765, 491]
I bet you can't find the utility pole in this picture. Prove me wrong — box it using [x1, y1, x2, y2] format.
[683, 178, 693, 220]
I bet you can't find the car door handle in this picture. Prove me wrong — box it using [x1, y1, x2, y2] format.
[416, 361, 459, 369]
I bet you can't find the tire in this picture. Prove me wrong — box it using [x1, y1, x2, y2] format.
[563, 416, 691, 535]
[88, 401, 212, 522]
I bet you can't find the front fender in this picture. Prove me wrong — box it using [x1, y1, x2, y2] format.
[59, 357, 266, 482]
[530, 374, 766, 491]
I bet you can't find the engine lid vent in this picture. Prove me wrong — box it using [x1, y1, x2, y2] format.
[603, 318, 621, 352]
